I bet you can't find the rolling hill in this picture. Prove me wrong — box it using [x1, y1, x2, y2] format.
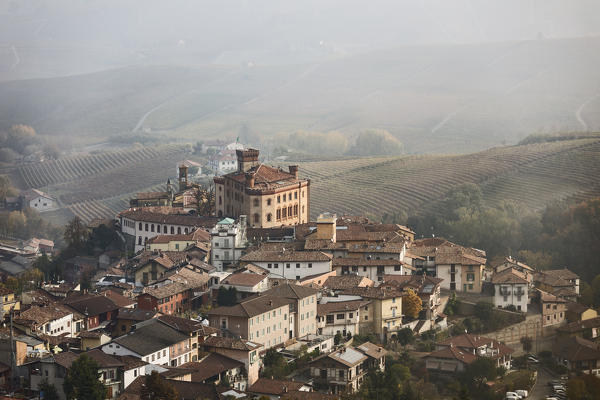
[1, 37, 599, 154]
[14, 134, 600, 226]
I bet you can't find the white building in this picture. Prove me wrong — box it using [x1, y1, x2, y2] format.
[210, 216, 248, 271]
[102, 319, 192, 367]
[21, 189, 57, 212]
[491, 268, 529, 312]
[333, 258, 413, 282]
[220, 272, 269, 299]
[239, 250, 332, 280]
[316, 299, 369, 337]
[118, 208, 217, 252]
[209, 149, 239, 175]
[13, 305, 75, 337]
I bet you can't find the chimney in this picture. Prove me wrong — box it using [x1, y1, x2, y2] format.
[236, 148, 260, 173]
[245, 172, 255, 188]
[288, 165, 299, 180]
[316, 213, 337, 243]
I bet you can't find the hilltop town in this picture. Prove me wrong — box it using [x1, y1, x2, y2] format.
[0, 147, 597, 400]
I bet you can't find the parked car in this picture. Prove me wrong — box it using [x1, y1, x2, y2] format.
[505, 392, 522, 400]
[515, 389, 528, 398]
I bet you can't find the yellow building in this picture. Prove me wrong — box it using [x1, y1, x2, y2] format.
[214, 149, 310, 228]
[0, 287, 20, 315]
[146, 229, 210, 252]
[342, 284, 404, 341]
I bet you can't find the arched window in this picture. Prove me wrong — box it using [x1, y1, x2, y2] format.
[288, 206, 292, 216]
[163, 225, 167, 234]
[184, 228, 188, 234]
[253, 213, 260, 224]
[177, 227, 181, 234]
[267, 213, 272, 222]
[151, 224, 155, 232]
[218, 210, 223, 217]
[138, 236, 142, 245]
[139, 222, 142, 230]
[170, 226, 174, 234]
[253, 198, 259, 207]
[145, 223, 149, 231]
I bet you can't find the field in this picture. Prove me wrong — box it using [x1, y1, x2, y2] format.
[300, 136, 600, 219]
[11, 144, 191, 225]
[2, 37, 600, 154]
[13, 135, 598, 226]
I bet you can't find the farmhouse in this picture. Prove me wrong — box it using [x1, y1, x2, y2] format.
[491, 268, 529, 312]
[19, 189, 57, 212]
[214, 148, 310, 227]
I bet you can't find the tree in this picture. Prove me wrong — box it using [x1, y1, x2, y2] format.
[0, 175, 15, 200]
[64, 216, 88, 248]
[63, 354, 106, 400]
[348, 129, 403, 156]
[217, 286, 237, 306]
[334, 332, 343, 345]
[396, 327, 415, 347]
[520, 336, 532, 353]
[194, 185, 215, 216]
[39, 378, 60, 400]
[141, 371, 178, 400]
[461, 358, 498, 388]
[403, 289, 423, 319]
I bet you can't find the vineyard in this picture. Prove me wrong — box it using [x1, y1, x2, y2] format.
[300, 136, 600, 219]
[17, 145, 186, 189]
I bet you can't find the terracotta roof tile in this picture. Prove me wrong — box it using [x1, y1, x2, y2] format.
[248, 378, 305, 395]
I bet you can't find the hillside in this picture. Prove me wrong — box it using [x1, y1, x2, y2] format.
[13, 135, 600, 226]
[300, 135, 600, 219]
[1, 37, 599, 153]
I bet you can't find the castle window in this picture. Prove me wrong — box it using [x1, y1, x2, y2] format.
[219, 196, 222, 205]
[184, 228, 188, 234]
[177, 227, 181, 234]
[302, 190, 305, 198]
[163, 226, 167, 234]
[151, 224, 155, 232]
[253, 198, 259, 207]
[267, 213, 272, 222]
[139, 222, 142, 230]
[288, 206, 292, 216]
[138, 237, 142, 245]
[253, 213, 259, 224]
[171, 226, 175, 234]
[283, 194, 286, 202]
[294, 205, 298, 215]
[145, 223, 149, 231]
[282, 208, 287, 218]
[277, 195, 281, 203]
[267, 198, 272, 206]
[295, 191, 298, 199]
[276, 209, 281, 220]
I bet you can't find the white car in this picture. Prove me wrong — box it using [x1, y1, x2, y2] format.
[515, 389, 528, 398]
[506, 392, 522, 400]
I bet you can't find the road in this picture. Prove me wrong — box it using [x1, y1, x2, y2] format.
[529, 367, 555, 400]
[575, 93, 600, 131]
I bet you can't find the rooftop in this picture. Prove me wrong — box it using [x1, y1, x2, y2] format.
[490, 268, 529, 285]
[202, 336, 263, 351]
[240, 250, 331, 263]
[248, 378, 305, 395]
[317, 300, 370, 316]
[113, 320, 189, 356]
[207, 294, 292, 318]
[222, 272, 268, 287]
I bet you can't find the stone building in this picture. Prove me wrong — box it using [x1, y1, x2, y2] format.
[214, 149, 310, 228]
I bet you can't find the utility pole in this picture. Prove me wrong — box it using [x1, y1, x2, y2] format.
[9, 307, 15, 393]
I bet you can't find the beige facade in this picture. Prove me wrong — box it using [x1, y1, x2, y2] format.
[214, 149, 310, 228]
[208, 296, 292, 350]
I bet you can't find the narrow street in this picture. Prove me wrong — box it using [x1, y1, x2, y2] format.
[529, 367, 555, 400]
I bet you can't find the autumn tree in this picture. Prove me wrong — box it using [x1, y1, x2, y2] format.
[63, 354, 106, 400]
[141, 371, 178, 400]
[64, 216, 88, 248]
[403, 288, 423, 319]
[194, 185, 215, 216]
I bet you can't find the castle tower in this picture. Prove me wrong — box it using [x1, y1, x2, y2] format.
[178, 165, 189, 192]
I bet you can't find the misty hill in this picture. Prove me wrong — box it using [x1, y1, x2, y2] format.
[18, 134, 600, 226]
[1, 37, 599, 153]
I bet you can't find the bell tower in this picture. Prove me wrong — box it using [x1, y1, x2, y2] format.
[178, 165, 189, 192]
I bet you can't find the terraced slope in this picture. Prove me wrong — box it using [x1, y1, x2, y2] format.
[300, 137, 600, 218]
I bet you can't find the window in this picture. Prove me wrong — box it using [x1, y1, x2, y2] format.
[253, 213, 259, 223]
[253, 198, 259, 207]
[326, 315, 334, 324]
[151, 224, 155, 232]
[267, 198, 272, 206]
[308, 263, 312, 268]
[171, 226, 175, 234]
[467, 273, 475, 282]
[139, 222, 142, 230]
[282, 208, 287, 218]
[267, 213, 272, 222]
[277, 209, 281, 220]
[295, 263, 300, 268]
[337, 313, 344, 320]
[295, 191, 298, 199]
[163, 225, 167, 233]
[138, 236, 142, 245]
[274, 263, 279, 269]
[349, 312, 353, 318]
[145, 223, 149, 231]
[277, 195, 281, 203]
